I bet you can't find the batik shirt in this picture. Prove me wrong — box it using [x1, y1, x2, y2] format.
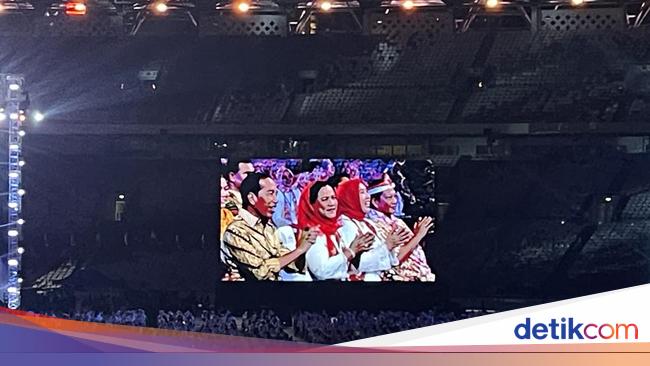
[222, 209, 304, 281]
[220, 207, 243, 281]
[366, 209, 436, 282]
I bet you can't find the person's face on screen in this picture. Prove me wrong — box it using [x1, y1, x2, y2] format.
[251, 177, 278, 218]
[220, 176, 230, 206]
[281, 169, 295, 188]
[317, 185, 338, 219]
[359, 184, 371, 214]
[229, 162, 255, 189]
[376, 188, 398, 215]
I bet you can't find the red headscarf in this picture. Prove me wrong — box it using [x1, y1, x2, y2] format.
[297, 181, 341, 256]
[336, 178, 367, 221]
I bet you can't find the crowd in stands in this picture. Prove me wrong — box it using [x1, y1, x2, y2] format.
[40, 308, 486, 343]
[43, 309, 147, 327]
[293, 310, 443, 344]
[240, 310, 292, 340]
[157, 310, 239, 335]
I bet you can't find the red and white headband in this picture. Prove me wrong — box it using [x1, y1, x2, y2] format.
[368, 181, 395, 196]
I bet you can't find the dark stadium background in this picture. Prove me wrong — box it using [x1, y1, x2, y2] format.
[1, 0, 649, 342]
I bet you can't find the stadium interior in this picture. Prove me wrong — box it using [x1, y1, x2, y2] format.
[2, 0, 650, 343]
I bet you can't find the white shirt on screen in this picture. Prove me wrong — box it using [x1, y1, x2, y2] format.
[305, 232, 349, 281]
[339, 214, 398, 282]
[276, 226, 313, 282]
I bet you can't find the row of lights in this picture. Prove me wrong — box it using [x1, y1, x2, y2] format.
[0, 111, 44, 124]
[57, 0, 588, 16]
[229, 0, 587, 13]
[3, 78, 28, 306]
[228, 0, 588, 13]
[63, 1, 167, 16]
[227, 0, 587, 13]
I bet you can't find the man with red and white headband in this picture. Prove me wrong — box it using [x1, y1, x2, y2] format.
[366, 175, 436, 281]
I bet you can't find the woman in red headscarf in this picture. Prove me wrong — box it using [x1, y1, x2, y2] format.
[336, 178, 399, 281]
[300, 181, 371, 280]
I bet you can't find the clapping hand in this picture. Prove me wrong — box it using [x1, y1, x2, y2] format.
[386, 226, 412, 250]
[413, 216, 435, 241]
[298, 226, 320, 252]
[349, 232, 374, 255]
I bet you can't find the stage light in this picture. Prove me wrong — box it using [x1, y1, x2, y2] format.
[65, 1, 87, 16]
[8, 84, 20, 91]
[118, 194, 125, 200]
[17, 278, 23, 284]
[561, 220, 566, 225]
[17, 218, 25, 225]
[18, 130, 26, 137]
[19, 114, 26, 122]
[8, 172, 19, 178]
[236, 1, 250, 13]
[8, 259, 18, 267]
[486, 0, 499, 8]
[18, 190, 26, 197]
[320, 1, 332, 11]
[153, 2, 168, 14]
[8, 202, 18, 209]
[18, 160, 25, 167]
[401, 0, 414, 10]
[17, 247, 25, 254]
[571, 0, 584, 5]
[10, 113, 18, 120]
[0, 113, 5, 121]
[605, 196, 612, 202]
[9, 144, 19, 150]
[33, 111, 44, 122]
[7, 287, 18, 294]
[8, 230, 19, 237]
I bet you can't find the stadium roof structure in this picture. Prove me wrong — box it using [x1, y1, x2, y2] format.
[0, 0, 649, 35]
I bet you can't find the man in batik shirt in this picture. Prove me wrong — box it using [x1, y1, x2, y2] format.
[366, 175, 436, 281]
[222, 172, 317, 280]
